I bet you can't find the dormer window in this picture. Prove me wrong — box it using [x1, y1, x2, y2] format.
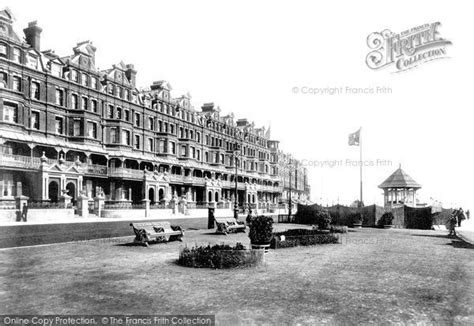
[26, 54, 38, 69]
[50, 63, 62, 77]
[12, 48, 21, 63]
[0, 44, 6, 57]
[70, 70, 78, 82]
[81, 74, 88, 86]
[90, 77, 97, 89]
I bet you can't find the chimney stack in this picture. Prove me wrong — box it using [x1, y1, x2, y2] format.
[23, 21, 42, 52]
[125, 64, 137, 87]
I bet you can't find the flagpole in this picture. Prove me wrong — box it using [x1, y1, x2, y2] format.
[359, 127, 363, 206]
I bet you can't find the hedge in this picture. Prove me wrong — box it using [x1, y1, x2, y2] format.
[177, 243, 264, 269]
[271, 229, 340, 249]
[295, 203, 383, 227]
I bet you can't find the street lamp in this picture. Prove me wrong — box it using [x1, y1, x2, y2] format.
[288, 157, 294, 221]
[233, 142, 241, 219]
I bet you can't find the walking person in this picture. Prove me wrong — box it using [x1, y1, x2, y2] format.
[466, 209, 470, 220]
[21, 203, 28, 222]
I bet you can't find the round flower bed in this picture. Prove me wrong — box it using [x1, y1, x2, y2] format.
[177, 243, 264, 269]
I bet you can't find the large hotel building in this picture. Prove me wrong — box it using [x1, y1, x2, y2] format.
[0, 8, 310, 215]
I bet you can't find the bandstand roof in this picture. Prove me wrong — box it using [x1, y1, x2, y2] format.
[378, 166, 421, 189]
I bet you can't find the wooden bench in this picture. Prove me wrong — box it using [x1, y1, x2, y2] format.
[130, 222, 184, 246]
[215, 217, 246, 234]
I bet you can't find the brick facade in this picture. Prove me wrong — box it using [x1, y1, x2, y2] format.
[0, 8, 310, 210]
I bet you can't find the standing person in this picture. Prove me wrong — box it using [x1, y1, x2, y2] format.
[246, 203, 253, 225]
[458, 208, 465, 227]
[448, 213, 457, 237]
[466, 209, 470, 220]
[22, 203, 28, 222]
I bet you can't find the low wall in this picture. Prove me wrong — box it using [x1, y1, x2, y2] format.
[0, 209, 75, 223]
[0, 210, 16, 223]
[0, 207, 285, 224]
[101, 209, 146, 219]
[147, 209, 174, 219]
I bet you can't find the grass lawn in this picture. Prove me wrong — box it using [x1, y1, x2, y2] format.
[0, 225, 473, 325]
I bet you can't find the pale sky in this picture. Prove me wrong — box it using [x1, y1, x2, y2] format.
[5, 0, 473, 209]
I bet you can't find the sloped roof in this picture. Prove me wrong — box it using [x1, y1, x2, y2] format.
[379, 166, 421, 189]
[0, 8, 15, 22]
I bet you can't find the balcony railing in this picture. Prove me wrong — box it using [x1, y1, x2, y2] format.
[108, 167, 145, 179]
[0, 153, 42, 169]
[0, 154, 285, 192]
[85, 164, 108, 176]
[168, 174, 206, 185]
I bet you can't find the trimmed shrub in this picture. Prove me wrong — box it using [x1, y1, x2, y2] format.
[249, 215, 274, 245]
[177, 243, 263, 269]
[404, 206, 433, 229]
[328, 225, 348, 233]
[378, 212, 394, 226]
[350, 212, 363, 225]
[316, 209, 332, 229]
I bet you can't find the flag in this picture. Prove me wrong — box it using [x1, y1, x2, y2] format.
[265, 125, 271, 139]
[348, 129, 360, 146]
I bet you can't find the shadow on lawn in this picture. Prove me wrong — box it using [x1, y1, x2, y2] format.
[410, 234, 474, 249]
[451, 239, 474, 249]
[411, 234, 453, 240]
[115, 242, 143, 247]
[114, 241, 174, 247]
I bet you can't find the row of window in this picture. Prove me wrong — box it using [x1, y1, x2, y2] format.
[2, 104, 275, 165]
[1, 103, 278, 174]
[1, 42, 270, 148]
[0, 101, 98, 139]
[106, 128, 274, 173]
[2, 102, 274, 161]
[52, 117, 98, 139]
[0, 43, 21, 63]
[1, 71, 269, 151]
[2, 99, 274, 166]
